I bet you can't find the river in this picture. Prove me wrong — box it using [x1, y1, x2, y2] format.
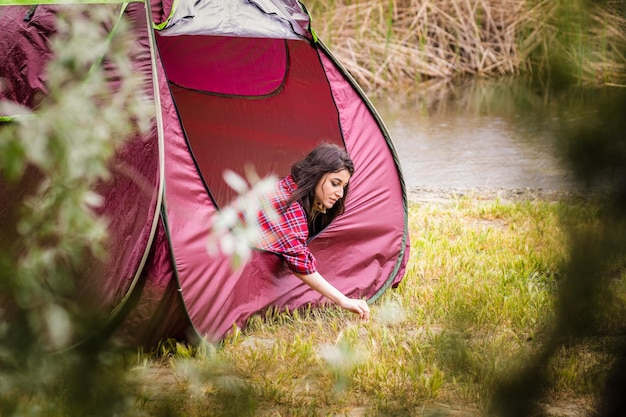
[371, 80, 577, 194]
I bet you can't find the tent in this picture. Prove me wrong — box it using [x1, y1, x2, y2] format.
[0, 0, 410, 345]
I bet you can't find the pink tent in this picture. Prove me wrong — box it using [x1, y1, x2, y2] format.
[0, 0, 409, 345]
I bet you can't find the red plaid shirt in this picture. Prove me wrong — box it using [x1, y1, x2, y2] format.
[255, 175, 317, 275]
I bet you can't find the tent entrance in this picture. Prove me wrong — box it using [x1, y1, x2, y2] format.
[156, 34, 344, 207]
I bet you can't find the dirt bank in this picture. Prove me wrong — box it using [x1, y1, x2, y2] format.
[407, 186, 587, 205]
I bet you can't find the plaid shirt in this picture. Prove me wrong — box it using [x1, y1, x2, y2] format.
[255, 175, 317, 275]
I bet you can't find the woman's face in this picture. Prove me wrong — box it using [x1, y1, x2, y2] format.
[314, 169, 351, 210]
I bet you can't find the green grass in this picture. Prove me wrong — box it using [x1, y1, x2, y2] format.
[134, 196, 625, 416]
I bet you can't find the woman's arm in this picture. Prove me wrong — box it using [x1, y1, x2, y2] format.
[294, 271, 370, 320]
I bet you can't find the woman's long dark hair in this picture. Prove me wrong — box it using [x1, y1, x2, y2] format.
[288, 143, 354, 236]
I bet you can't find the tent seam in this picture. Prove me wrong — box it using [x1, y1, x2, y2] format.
[149, 6, 205, 345]
[106, 0, 167, 324]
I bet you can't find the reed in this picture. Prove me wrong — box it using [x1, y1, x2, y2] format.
[305, 0, 626, 95]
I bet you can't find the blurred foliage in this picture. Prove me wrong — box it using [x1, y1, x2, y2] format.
[524, 0, 626, 89]
[490, 1, 626, 416]
[0, 4, 152, 416]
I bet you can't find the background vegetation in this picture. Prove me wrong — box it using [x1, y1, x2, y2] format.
[1, 0, 626, 416]
[306, 0, 626, 95]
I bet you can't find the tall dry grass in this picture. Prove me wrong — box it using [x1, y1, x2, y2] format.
[306, 0, 626, 94]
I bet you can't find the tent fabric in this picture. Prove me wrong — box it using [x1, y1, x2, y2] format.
[160, 0, 309, 40]
[317, 47, 409, 294]
[157, 34, 409, 341]
[151, 0, 174, 29]
[0, 0, 410, 346]
[0, 3, 162, 322]
[111, 219, 190, 347]
[0, 5, 57, 110]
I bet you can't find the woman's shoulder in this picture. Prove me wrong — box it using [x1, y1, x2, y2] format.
[270, 175, 295, 201]
[261, 175, 292, 211]
[279, 174, 297, 193]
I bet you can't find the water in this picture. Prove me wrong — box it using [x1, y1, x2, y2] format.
[371, 81, 576, 193]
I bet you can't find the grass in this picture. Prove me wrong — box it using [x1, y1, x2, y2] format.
[133, 195, 626, 416]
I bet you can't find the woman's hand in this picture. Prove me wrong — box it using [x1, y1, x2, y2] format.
[338, 297, 370, 321]
[295, 271, 371, 321]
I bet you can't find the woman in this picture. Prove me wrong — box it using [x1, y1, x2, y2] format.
[256, 143, 370, 320]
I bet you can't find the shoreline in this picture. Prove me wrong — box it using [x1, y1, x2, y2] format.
[407, 186, 588, 205]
